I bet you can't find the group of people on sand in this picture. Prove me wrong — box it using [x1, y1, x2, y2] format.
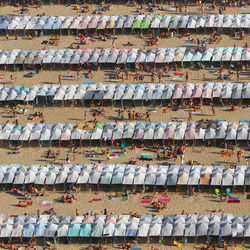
[61, 185, 78, 203]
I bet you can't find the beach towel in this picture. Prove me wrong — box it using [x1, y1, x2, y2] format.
[132, 248, 142, 250]
[87, 40, 95, 44]
[11, 41, 19, 43]
[112, 151, 120, 154]
[169, 7, 176, 11]
[228, 199, 240, 203]
[109, 156, 118, 159]
[83, 82, 94, 85]
[175, 72, 184, 76]
[158, 198, 171, 202]
[228, 196, 239, 200]
[7, 152, 20, 155]
[63, 76, 73, 79]
[109, 198, 118, 201]
[141, 153, 152, 158]
[173, 75, 183, 79]
[40, 201, 52, 207]
[163, 194, 169, 197]
[93, 198, 102, 202]
[140, 200, 152, 203]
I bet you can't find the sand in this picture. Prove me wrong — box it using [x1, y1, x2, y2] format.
[0, 3, 249, 17]
[0, 68, 249, 89]
[1, 105, 250, 124]
[0, 34, 248, 51]
[1, 144, 249, 166]
[0, 4, 249, 250]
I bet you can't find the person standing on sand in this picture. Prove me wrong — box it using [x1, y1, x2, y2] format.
[10, 75, 15, 86]
[66, 154, 70, 164]
[185, 72, 189, 82]
[212, 105, 216, 116]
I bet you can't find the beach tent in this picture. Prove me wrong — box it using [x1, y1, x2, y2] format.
[22, 224, 35, 238]
[79, 224, 92, 237]
[161, 223, 173, 236]
[196, 222, 208, 236]
[138, 223, 150, 237]
[0, 224, 13, 237]
[44, 223, 58, 237]
[34, 223, 46, 237]
[68, 224, 81, 237]
[91, 223, 104, 237]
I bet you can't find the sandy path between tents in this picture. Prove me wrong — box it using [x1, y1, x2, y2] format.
[2, 190, 249, 218]
[0, 3, 249, 17]
[0, 144, 248, 166]
[0, 68, 249, 88]
[0, 105, 249, 125]
[0, 33, 248, 50]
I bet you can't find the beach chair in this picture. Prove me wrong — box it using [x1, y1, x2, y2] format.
[214, 188, 221, 198]
[226, 188, 239, 200]
[173, 240, 182, 247]
[226, 188, 232, 197]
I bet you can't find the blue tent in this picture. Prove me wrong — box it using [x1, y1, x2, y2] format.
[22, 224, 35, 238]
[68, 224, 81, 237]
[79, 224, 92, 237]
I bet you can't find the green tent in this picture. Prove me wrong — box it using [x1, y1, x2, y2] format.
[95, 122, 106, 130]
[141, 19, 151, 29]
[132, 19, 142, 29]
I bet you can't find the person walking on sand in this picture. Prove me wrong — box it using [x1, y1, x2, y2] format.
[66, 154, 70, 164]
[58, 74, 62, 85]
[237, 150, 244, 163]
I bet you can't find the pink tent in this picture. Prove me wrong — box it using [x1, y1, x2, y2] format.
[184, 127, 195, 140]
[88, 17, 99, 29]
[192, 86, 203, 98]
[163, 127, 175, 140]
[199, 173, 211, 185]
[228, 122, 238, 130]
[172, 87, 183, 99]
[176, 83, 185, 90]
[133, 128, 144, 140]
[105, 216, 117, 224]
[78, 18, 90, 30]
[83, 216, 95, 224]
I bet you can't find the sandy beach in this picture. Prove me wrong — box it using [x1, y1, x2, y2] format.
[0, 2, 249, 250]
[0, 34, 248, 51]
[0, 3, 248, 17]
